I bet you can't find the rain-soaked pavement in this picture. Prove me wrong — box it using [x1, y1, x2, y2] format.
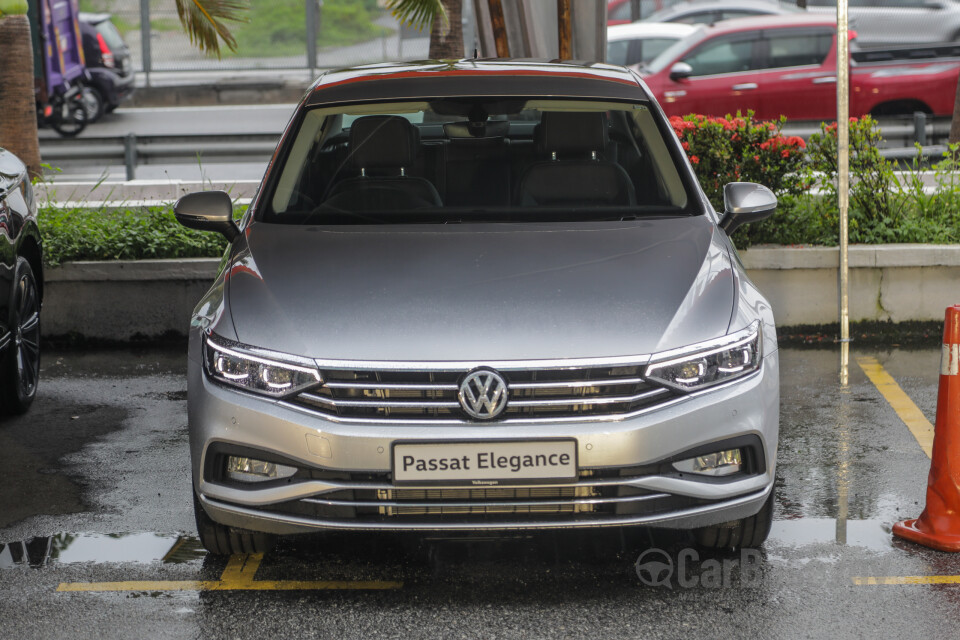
[2, 345, 959, 639]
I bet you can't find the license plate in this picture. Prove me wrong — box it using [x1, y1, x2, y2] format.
[392, 440, 577, 485]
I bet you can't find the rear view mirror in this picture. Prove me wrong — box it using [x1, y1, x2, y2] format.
[719, 183, 777, 235]
[174, 191, 239, 242]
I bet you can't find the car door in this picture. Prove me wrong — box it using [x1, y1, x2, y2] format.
[757, 27, 838, 121]
[0, 180, 14, 345]
[659, 31, 764, 116]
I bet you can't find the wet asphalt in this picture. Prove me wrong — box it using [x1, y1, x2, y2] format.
[2, 345, 960, 639]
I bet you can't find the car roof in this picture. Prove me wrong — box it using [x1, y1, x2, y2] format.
[306, 60, 650, 106]
[607, 22, 699, 41]
[688, 12, 837, 33]
[648, 0, 801, 17]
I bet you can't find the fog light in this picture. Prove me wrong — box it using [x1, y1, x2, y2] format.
[226, 456, 297, 482]
[672, 448, 742, 477]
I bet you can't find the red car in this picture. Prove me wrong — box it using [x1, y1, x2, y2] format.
[637, 14, 960, 121]
[607, 0, 673, 25]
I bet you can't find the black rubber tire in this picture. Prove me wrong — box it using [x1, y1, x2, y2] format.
[0, 258, 41, 415]
[51, 100, 87, 137]
[81, 87, 105, 123]
[693, 488, 775, 550]
[193, 491, 275, 555]
[104, 103, 118, 114]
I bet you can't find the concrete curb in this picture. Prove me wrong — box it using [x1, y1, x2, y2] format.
[742, 245, 960, 326]
[40, 246, 960, 340]
[36, 180, 261, 206]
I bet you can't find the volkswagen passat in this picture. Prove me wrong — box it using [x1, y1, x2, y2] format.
[175, 60, 780, 555]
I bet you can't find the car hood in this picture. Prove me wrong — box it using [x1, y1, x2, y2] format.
[225, 217, 736, 362]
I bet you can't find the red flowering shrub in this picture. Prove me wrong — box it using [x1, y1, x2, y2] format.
[669, 112, 812, 216]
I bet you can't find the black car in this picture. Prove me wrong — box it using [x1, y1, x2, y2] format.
[79, 13, 135, 120]
[0, 149, 42, 415]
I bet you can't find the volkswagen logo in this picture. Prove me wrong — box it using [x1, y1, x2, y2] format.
[458, 369, 509, 420]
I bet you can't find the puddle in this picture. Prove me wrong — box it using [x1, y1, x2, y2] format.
[0, 533, 206, 568]
[768, 518, 894, 551]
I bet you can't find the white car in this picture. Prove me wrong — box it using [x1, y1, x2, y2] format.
[607, 22, 698, 67]
[808, 0, 960, 47]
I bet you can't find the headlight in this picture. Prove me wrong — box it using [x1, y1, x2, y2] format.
[203, 334, 321, 398]
[645, 322, 762, 392]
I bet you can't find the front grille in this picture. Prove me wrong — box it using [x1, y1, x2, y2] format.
[372, 486, 596, 515]
[252, 479, 719, 525]
[289, 364, 677, 422]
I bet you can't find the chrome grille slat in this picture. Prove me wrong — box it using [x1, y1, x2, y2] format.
[323, 381, 459, 391]
[509, 388, 669, 408]
[298, 393, 459, 409]
[509, 377, 645, 390]
[301, 493, 671, 508]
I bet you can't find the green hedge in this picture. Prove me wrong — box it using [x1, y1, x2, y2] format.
[39, 206, 228, 266]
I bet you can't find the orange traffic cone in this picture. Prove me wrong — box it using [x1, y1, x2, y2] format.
[893, 304, 960, 551]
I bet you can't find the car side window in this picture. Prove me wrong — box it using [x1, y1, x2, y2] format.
[681, 36, 758, 76]
[719, 10, 761, 20]
[640, 38, 681, 65]
[608, 40, 631, 65]
[675, 11, 719, 24]
[765, 32, 834, 69]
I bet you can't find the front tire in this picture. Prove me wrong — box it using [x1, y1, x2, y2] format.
[51, 99, 88, 137]
[693, 488, 774, 550]
[0, 258, 41, 415]
[193, 491, 275, 555]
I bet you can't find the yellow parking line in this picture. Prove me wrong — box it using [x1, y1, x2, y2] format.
[57, 552, 403, 593]
[58, 580, 219, 592]
[856, 356, 934, 458]
[853, 575, 960, 585]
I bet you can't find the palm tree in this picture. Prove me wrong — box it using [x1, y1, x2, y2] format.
[173, 0, 247, 58]
[388, 0, 465, 59]
[0, 0, 42, 178]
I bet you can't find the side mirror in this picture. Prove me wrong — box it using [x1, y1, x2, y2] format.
[719, 182, 777, 235]
[174, 191, 239, 242]
[0, 148, 27, 197]
[669, 61, 693, 81]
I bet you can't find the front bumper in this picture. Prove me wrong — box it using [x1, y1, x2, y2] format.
[188, 351, 779, 534]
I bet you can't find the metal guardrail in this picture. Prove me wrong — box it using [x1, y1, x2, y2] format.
[38, 114, 953, 181]
[39, 133, 280, 180]
[782, 114, 952, 149]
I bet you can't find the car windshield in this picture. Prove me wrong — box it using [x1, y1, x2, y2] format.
[261, 97, 697, 225]
[645, 26, 707, 74]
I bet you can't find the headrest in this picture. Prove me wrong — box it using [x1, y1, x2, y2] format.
[348, 115, 420, 169]
[536, 111, 608, 156]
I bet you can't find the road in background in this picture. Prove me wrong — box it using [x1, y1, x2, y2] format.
[38, 104, 296, 182]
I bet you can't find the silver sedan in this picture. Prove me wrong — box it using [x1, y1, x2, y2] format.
[175, 59, 780, 555]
